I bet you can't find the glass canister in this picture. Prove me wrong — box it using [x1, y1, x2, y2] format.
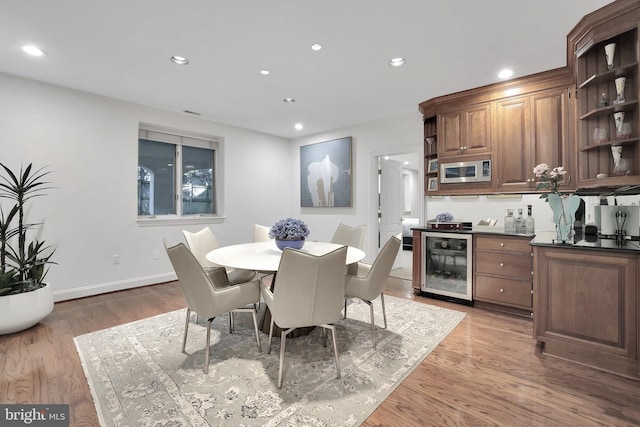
[504, 209, 515, 234]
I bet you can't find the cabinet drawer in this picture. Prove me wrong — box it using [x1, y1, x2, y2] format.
[475, 235, 531, 253]
[474, 250, 532, 279]
[474, 275, 532, 308]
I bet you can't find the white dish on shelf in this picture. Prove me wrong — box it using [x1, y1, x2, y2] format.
[596, 173, 608, 179]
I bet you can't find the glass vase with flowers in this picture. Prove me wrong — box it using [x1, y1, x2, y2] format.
[533, 163, 581, 243]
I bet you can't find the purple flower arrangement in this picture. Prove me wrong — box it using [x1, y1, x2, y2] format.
[269, 217, 310, 240]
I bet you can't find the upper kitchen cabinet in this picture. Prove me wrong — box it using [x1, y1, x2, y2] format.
[568, 0, 640, 193]
[420, 67, 574, 195]
[496, 84, 573, 193]
[438, 103, 492, 158]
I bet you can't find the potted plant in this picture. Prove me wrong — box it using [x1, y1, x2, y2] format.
[0, 163, 55, 335]
[269, 217, 310, 251]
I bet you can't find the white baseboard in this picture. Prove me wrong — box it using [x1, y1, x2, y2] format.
[52, 273, 177, 302]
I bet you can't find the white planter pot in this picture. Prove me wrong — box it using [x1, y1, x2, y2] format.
[0, 283, 54, 335]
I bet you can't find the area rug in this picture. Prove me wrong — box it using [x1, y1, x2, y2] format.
[74, 295, 465, 426]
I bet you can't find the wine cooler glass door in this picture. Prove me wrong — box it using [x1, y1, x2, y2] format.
[421, 232, 472, 302]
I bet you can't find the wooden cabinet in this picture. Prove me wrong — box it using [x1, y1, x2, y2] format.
[533, 244, 639, 380]
[495, 86, 572, 192]
[412, 229, 422, 292]
[419, 68, 573, 195]
[438, 103, 492, 158]
[569, 0, 640, 191]
[423, 116, 439, 194]
[473, 234, 533, 317]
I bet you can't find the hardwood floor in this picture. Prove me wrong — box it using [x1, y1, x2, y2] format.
[1, 278, 639, 426]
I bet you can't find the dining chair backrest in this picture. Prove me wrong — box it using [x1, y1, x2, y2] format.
[182, 227, 220, 269]
[331, 223, 366, 249]
[270, 246, 347, 328]
[165, 242, 219, 317]
[357, 236, 401, 300]
[253, 224, 271, 242]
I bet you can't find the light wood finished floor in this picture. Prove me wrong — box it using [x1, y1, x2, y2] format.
[1, 278, 639, 426]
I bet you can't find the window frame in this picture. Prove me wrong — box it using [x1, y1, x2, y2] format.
[136, 123, 225, 226]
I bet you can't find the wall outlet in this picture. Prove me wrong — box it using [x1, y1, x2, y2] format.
[152, 250, 160, 260]
[113, 254, 120, 265]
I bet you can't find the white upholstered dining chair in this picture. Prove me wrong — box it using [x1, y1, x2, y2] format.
[331, 223, 366, 275]
[344, 235, 400, 349]
[165, 241, 261, 374]
[253, 224, 271, 242]
[330, 223, 366, 248]
[261, 246, 348, 388]
[182, 227, 256, 285]
[253, 224, 275, 283]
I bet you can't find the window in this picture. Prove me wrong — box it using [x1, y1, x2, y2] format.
[138, 124, 220, 220]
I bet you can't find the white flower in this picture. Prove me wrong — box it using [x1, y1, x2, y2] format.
[533, 163, 568, 199]
[533, 163, 549, 177]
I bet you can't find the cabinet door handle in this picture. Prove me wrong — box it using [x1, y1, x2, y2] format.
[500, 288, 504, 292]
[500, 242, 505, 247]
[500, 262, 504, 267]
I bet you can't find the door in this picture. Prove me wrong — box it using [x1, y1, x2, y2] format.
[379, 157, 403, 267]
[495, 96, 531, 191]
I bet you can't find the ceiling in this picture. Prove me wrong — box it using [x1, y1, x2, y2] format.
[0, 0, 613, 139]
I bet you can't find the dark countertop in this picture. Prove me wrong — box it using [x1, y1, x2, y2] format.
[411, 226, 640, 253]
[411, 226, 532, 238]
[530, 231, 640, 253]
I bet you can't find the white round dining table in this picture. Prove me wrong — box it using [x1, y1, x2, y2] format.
[206, 241, 365, 272]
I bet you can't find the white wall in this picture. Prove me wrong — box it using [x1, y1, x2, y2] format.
[0, 72, 291, 301]
[290, 112, 424, 263]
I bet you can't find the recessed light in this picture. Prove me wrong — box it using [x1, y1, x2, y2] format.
[295, 123, 304, 130]
[389, 57, 405, 67]
[311, 43, 322, 51]
[22, 45, 45, 57]
[498, 68, 514, 79]
[170, 56, 189, 65]
[260, 69, 270, 75]
[283, 97, 296, 103]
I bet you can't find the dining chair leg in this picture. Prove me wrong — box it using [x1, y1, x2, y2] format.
[251, 307, 262, 352]
[267, 318, 275, 354]
[204, 318, 213, 374]
[277, 328, 294, 388]
[367, 301, 376, 349]
[329, 324, 341, 379]
[343, 298, 348, 319]
[182, 308, 191, 353]
[380, 293, 387, 329]
[322, 327, 327, 347]
[228, 312, 234, 334]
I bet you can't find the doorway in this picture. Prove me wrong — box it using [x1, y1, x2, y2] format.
[376, 150, 421, 277]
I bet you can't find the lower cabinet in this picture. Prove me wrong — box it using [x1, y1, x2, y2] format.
[473, 234, 533, 317]
[533, 245, 639, 380]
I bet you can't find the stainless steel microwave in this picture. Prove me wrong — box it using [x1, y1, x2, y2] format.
[440, 159, 491, 184]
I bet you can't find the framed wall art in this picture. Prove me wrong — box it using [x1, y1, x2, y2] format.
[300, 136, 352, 207]
[427, 177, 438, 192]
[427, 158, 438, 173]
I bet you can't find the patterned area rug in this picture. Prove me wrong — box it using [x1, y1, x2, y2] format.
[74, 295, 464, 426]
